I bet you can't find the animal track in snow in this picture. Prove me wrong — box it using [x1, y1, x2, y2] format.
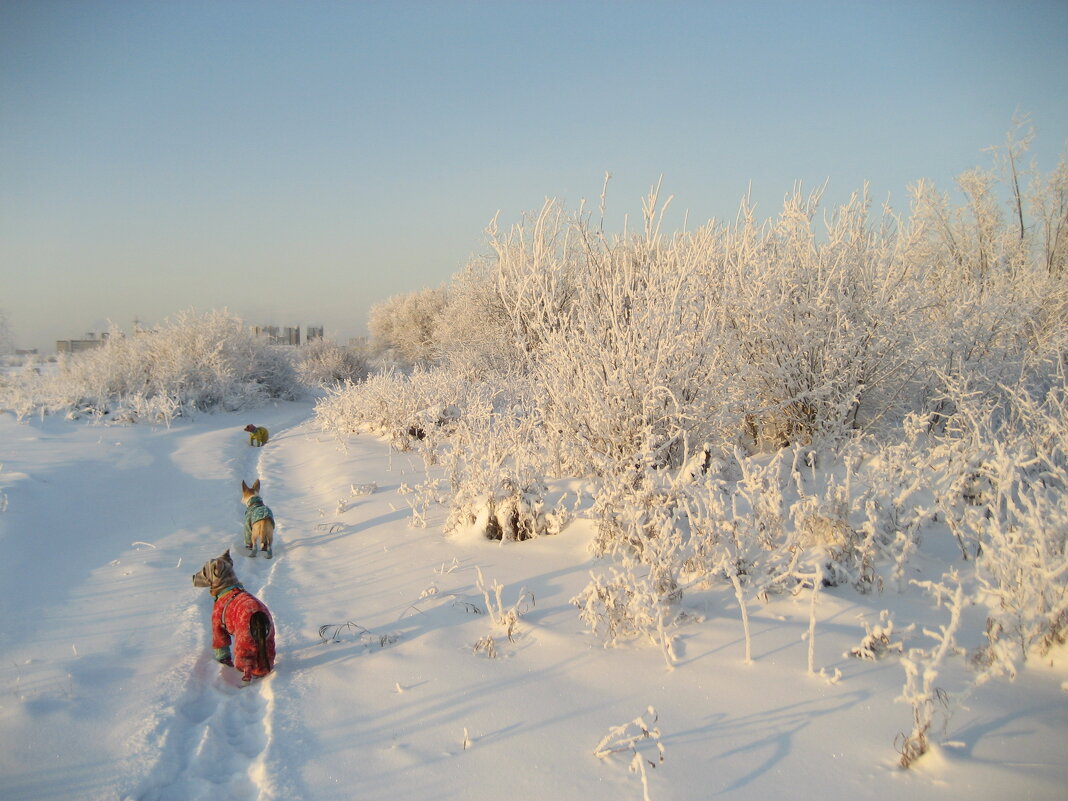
[126, 655, 276, 801]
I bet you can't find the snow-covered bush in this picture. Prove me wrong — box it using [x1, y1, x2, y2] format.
[720, 188, 926, 450]
[573, 563, 682, 670]
[924, 367, 1068, 678]
[317, 364, 576, 540]
[508, 186, 738, 478]
[433, 255, 527, 376]
[895, 572, 966, 768]
[855, 425, 930, 592]
[368, 286, 447, 366]
[1029, 151, 1068, 278]
[315, 366, 467, 452]
[431, 199, 592, 390]
[295, 338, 369, 387]
[0, 310, 300, 422]
[437, 380, 572, 541]
[474, 567, 534, 643]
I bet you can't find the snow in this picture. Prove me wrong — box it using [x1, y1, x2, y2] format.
[1, 402, 1065, 801]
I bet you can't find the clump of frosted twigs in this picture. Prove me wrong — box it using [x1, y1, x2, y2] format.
[317, 622, 399, 650]
[472, 635, 497, 659]
[849, 610, 910, 661]
[314, 366, 466, 453]
[475, 567, 533, 644]
[895, 572, 966, 768]
[594, 706, 665, 801]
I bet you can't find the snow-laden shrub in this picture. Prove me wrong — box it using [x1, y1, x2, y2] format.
[720, 189, 922, 449]
[923, 367, 1068, 678]
[471, 185, 739, 479]
[0, 310, 300, 422]
[855, 420, 931, 591]
[474, 567, 534, 647]
[317, 365, 574, 541]
[427, 199, 588, 379]
[849, 610, 909, 661]
[433, 257, 519, 376]
[578, 441, 913, 667]
[438, 381, 572, 541]
[1030, 151, 1068, 278]
[296, 338, 369, 387]
[368, 286, 447, 366]
[593, 707, 665, 801]
[573, 563, 682, 670]
[315, 366, 467, 452]
[895, 572, 967, 768]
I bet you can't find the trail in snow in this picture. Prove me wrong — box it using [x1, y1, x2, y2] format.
[123, 411, 301, 801]
[129, 658, 274, 801]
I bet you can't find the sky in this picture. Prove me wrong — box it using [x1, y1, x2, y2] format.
[1, 1, 1067, 353]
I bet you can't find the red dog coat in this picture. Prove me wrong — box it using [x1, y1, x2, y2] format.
[212, 586, 276, 680]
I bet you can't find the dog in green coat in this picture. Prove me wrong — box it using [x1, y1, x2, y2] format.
[242, 479, 275, 558]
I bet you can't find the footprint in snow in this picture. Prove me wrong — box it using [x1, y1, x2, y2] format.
[124, 657, 273, 801]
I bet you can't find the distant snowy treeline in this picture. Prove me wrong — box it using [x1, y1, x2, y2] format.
[0, 309, 369, 422]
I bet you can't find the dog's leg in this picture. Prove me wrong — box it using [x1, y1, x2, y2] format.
[248, 611, 272, 680]
[263, 520, 274, 559]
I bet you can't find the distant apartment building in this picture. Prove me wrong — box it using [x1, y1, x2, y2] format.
[252, 324, 323, 345]
[252, 325, 280, 341]
[56, 332, 109, 354]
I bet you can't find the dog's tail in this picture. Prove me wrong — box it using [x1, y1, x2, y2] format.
[249, 611, 273, 674]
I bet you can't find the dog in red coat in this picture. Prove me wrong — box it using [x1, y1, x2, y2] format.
[192, 549, 275, 681]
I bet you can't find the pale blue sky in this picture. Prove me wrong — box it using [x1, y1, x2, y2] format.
[2, 1, 1066, 352]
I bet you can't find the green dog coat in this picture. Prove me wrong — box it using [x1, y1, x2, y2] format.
[244, 496, 274, 552]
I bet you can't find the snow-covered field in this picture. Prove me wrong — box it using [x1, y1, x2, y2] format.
[1, 401, 1065, 801]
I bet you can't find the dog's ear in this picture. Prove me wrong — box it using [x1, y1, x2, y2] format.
[251, 479, 261, 493]
[242, 480, 251, 493]
[221, 549, 232, 564]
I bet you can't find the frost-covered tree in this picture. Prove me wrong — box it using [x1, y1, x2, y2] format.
[1030, 154, 1068, 278]
[296, 338, 369, 387]
[433, 255, 523, 376]
[368, 286, 446, 365]
[718, 185, 928, 449]
[433, 201, 582, 379]
[531, 184, 734, 477]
